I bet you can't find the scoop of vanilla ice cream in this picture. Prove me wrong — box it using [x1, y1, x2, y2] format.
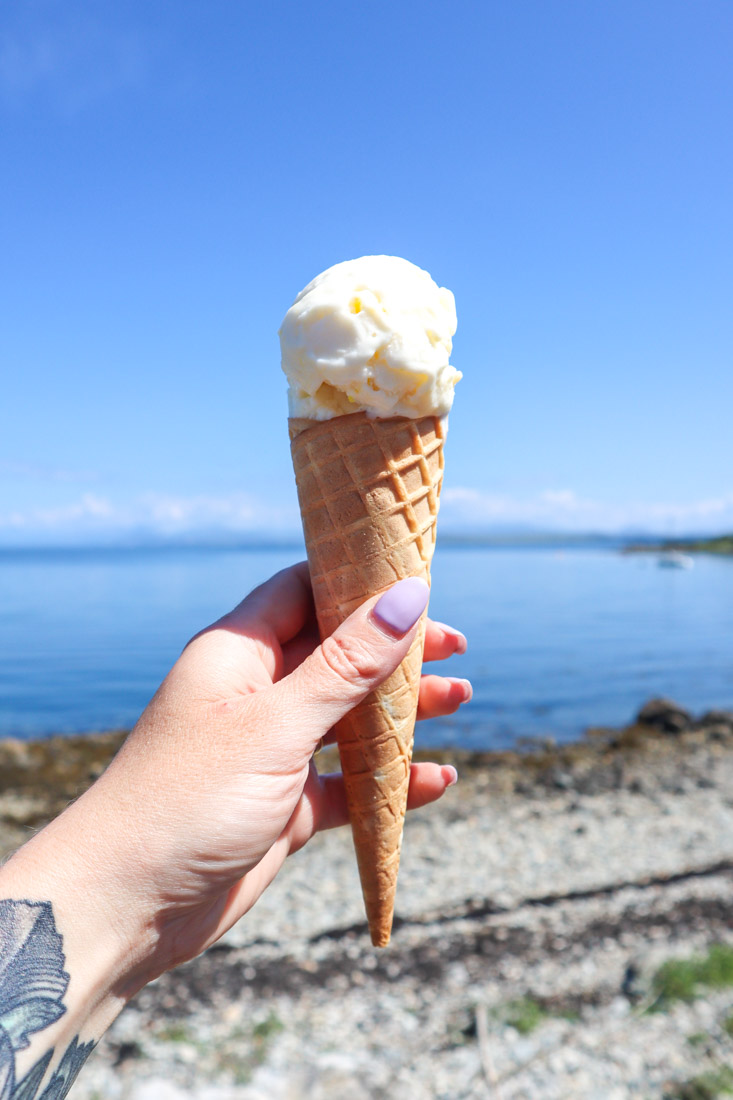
[279, 255, 460, 420]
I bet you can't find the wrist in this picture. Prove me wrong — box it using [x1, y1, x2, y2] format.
[0, 794, 159, 1100]
[1, 786, 160, 1025]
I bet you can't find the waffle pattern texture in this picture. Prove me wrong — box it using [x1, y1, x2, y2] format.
[289, 411, 445, 945]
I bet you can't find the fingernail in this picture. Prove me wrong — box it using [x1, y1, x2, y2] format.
[434, 622, 468, 654]
[448, 676, 473, 702]
[441, 765, 458, 787]
[372, 577, 430, 637]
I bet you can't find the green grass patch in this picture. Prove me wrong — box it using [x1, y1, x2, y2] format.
[664, 1065, 733, 1099]
[155, 1011, 284, 1086]
[252, 1011, 284, 1043]
[156, 1022, 192, 1044]
[212, 1012, 284, 1085]
[502, 998, 547, 1035]
[491, 996, 579, 1036]
[651, 945, 733, 1010]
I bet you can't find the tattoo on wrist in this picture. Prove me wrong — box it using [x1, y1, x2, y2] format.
[0, 900, 95, 1099]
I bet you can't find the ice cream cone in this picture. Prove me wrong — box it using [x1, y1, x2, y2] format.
[289, 410, 445, 946]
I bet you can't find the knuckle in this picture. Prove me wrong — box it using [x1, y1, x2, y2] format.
[319, 633, 381, 687]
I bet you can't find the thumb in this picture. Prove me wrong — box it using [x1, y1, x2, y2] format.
[271, 576, 430, 748]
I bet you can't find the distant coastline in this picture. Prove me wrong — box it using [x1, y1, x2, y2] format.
[624, 533, 733, 556]
[2, 530, 731, 555]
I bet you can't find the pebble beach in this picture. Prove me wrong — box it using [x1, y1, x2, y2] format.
[2, 701, 733, 1099]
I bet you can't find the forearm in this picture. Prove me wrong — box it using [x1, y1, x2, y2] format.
[0, 789, 157, 1098]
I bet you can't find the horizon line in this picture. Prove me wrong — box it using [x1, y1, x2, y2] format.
[0, 529, 729, 555]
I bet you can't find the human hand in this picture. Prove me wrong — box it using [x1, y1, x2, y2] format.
[22, 564, 470, 992]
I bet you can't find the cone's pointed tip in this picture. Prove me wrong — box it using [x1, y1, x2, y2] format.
[369, 927, 392, 948]
[367, 909, 394, 947]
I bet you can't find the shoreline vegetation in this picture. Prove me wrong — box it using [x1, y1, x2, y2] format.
[0, 698, 729, 834]
[624, 533, 733, 556]
[1, 700, 733, 1096]
[0, 697, 728, 845]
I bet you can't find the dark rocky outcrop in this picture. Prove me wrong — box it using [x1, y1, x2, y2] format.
[636, 698, 693, 734]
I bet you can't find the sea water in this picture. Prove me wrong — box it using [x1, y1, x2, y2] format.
[0, 545, 731, 748]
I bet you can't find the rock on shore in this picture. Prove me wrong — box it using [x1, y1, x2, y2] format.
[2, 702, 733, 1099]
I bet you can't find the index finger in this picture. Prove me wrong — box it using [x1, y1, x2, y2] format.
[423, 619, 468, 662]
[216, 561, 314, 645]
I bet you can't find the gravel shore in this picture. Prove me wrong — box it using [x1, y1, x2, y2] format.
[2, 702, 733, 1099]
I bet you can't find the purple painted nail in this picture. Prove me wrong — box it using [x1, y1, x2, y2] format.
[372, 577, 430, 637]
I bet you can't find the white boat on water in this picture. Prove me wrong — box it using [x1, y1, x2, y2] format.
[657, 550, 694, 570]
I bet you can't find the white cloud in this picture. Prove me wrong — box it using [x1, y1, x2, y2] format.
[0, 10, 147, 112]
[440, 486, 733, 533]
[14, 493, 115, 528]
[0, 490, 299, 540]
[0, 461, 99, 483]
[2, 483, 733, 542]
[539, 489, 595, 512]
[139, 493, 283, 533]
[644, 495, 733, 522]
[440, 486, 599, 525]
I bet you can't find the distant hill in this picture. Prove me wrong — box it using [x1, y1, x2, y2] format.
[625, 533, 733, 555]
[669, 534, 733, 554]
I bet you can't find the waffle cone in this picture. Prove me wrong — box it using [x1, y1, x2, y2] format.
[289, 411, 445, 946]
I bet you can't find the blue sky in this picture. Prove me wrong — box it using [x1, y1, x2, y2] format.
[2, 0, 732, 544]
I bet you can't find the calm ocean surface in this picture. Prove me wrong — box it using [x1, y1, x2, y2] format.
[0, 545, 731, 749]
